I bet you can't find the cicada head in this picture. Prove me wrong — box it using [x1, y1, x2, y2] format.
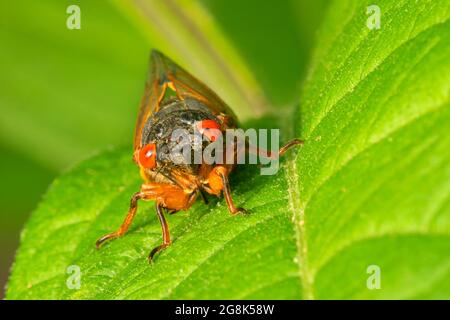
[132, 50, 237, 185]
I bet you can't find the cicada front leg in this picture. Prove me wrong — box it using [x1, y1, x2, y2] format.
[148, 202, 171, 262]
[95, 191, 144, 249]
[96, 182, 194, 263]
[278, 138, 304, 157]
[203, 139, 304, 216]
[244, 138, 304, 161]
[205, 165, 247, 215]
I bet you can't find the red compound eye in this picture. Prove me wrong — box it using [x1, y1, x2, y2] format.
[196, 119, 221, 142]
[138, 144, 157, 169]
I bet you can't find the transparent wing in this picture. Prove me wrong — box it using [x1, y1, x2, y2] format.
[134, 50, 238, 150]
[134, 51, 166, 150]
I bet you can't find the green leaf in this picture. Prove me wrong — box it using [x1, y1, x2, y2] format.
[291, 0, 450, 298]
[6, 142, 302, 299]
[6, 0, 450, 299]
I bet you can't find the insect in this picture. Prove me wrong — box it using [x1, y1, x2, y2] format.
[96, 50, 302, 262]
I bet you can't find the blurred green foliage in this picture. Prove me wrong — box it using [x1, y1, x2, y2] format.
[0, 0, 149, 170]
[0, 0, 326, 297]
[201, 0, 327, 106]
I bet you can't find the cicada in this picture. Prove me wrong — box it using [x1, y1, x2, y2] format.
[96, 51, 302, 261]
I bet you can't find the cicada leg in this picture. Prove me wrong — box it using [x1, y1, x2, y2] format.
[279, 138, 304, 157]
[96, 182, 194, 263]
[199, 189, 209, 204]
[245, 138, 304, 160]
[148, 203, 171, 262]
[206, 165, 247, 215]
[165, 208, 179, 215]
[95, 191, 143, 249]
[203, 139, 304, 216]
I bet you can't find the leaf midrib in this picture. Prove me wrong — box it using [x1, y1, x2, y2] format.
[286, 156, 313, 299]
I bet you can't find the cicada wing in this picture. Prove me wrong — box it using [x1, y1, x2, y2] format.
[152, 51, 238, 121]
[134, 51, 171, 151]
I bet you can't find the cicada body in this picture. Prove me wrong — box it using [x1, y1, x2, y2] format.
[96, 51, 302, 261]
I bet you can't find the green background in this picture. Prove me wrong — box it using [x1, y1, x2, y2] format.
[0, 0, 326, 297]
